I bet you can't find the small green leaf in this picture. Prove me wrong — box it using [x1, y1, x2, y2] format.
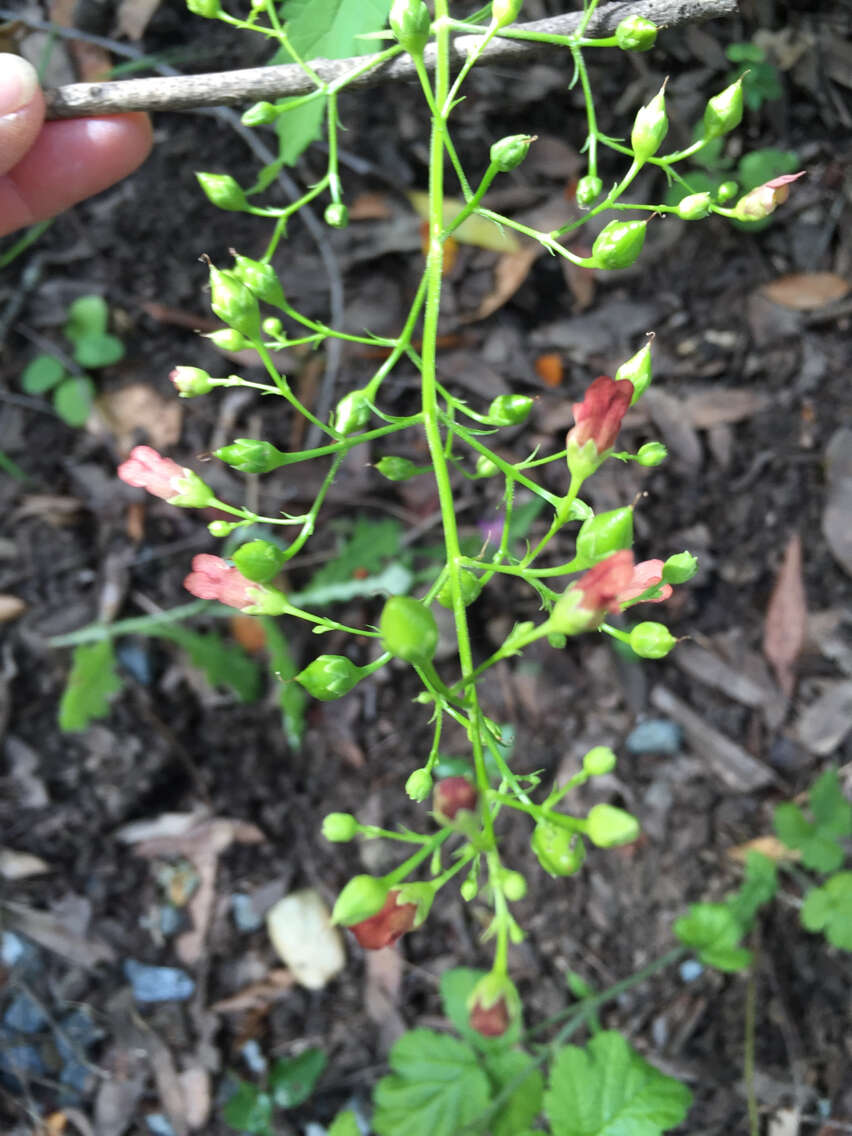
[800, 872, 852, 951]
[372, 1029, 490, 1136]
[222, 1081, 273, 1135]
[725, 851, 778, 931]
[59, 640, 123, 732]
[809, 768, 852, 838]
[309, 516, 403, 589]
[269, 1048, 326, 1108]
[544, 1030, 692, 1136]
[72, 332, 125, 368]
[673, 903, 752, 972]
[328, 1110, 361, 1136]
[64, 294, 109, 341]
[21, 354, 65, 393]
[53, 376, 95, 427]
[439, 967, 520, 1050]
[483, 1048, 544, 1136]
[262, 618, 306, 749]
[157, 627, 262, 703]
[773, 770, 851, 874]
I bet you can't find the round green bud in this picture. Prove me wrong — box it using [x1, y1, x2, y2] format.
[187, 0, 221, 15]
[636, 441, 667, 466]
[208, 264, 261, 339]
[501, 870, 527, 901]
[262, 316, 283, 338]
[324, 202, 349, 229]
[241, 101, 280, 127]
[296, 655, 364, 700]
[436, 569, 482, 609]
[232, 539, 287, 583]
[591, 219, 647, 270]
[702, 78, 744, 141]
[586, 803, 639, 847]
[662, 551, 698, 585]
[405, 768, 433, 802]
[389, 0, 431, 54]
[334, 390, 371, 436]
[630, 84, 668, 164]
[169, 365, 213, 398]
[322, 812, 359, 842]
[615, 341, 653, 405]
[475, 454, 500, 478]
[614, 15, 658, 51]
[676, 192, 713, 220]
[460, 876, 478, 901]
[490, 134, 535, 173]
[331, 875, 389, 926]
[487, 393, 534, 426]
[716, 180, 739, 203]
[375, 456, 421, 481]
[196, 172, 247, 212]
[575, 507, 634, 566]
[583, 746, 617, 776]
[204, 328, 250, 351]
[215, 438, 283, 474]
[380, 595, 439, 665]
[531, 821, 586, 877]
[629, 621, 677, 659]
[576, 174, 603, 208]
[208, 520, 240, 537]
[231, 255, 286, 307]
[492, 0, 523, 29]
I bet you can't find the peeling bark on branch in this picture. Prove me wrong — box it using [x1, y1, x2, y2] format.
[45, 0, 738, 120]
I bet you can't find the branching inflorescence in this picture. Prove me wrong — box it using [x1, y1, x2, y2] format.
[118, 0, 804, 1038]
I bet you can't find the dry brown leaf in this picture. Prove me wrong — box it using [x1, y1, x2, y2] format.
[349, 192, 394, 220]
[210, 969, 295, 1014]
[683, 388, 770, 428]
[463, 244, 540, 323]
[230, 615, 267, 653]
[10, 495, 81, 526]
[95, 383, 182, 454]
[116, 0, 163, 40]
[761, 272, 850, 310]
[2, 899, 115, 968]
[50, 0, 111, 81]
[822, 427, 852, 578]
[727, 835, 800, 863]
[763, 533, 807, 697]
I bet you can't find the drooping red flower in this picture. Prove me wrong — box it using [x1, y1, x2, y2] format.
[567, 375, 634, 455]
[349, 890, 417, 950]
[573, 550, 636, 615]
[117, 445, 189, 501]
[433, 777, 478, 822]
[469, 995, 511, 1038]
[620, 559, 673, 604]
[183, 554, 258, 611]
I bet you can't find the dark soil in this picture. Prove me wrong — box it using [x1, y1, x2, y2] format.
[1, 1, 851, 1134]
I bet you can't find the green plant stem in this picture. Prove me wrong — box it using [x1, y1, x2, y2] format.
[384, 829, 452, 886]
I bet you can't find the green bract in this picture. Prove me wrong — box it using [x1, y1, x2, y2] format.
[380, 596, 439, 665]
[231, 254, 286, 307]
[375, 456, 421, 481]
[575, 507, 634, 566]
[215, 438, 283, 474]
[490, 134, 534, 173]
[389, 0, 431, 54]
[334, 390, 371, 435]
[331, 875, 390, 926]
[196, 172, 247, 211]
[531, 821, 586, 877]
[662, 551, 699, 584]
[296, 655, 364, 700]
[208, 265, 261, 339]
[436, 569, 482, 609]
[487, 393, 534, 426]
[575, 174, 603, 208]
[591, 220, 647, 270]
[614, 15, 658, 51]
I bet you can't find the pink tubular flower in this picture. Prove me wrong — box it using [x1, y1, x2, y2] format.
[568, 375, 634, 455]
[574, 550, 636, 615]
[118, 445, 189, 501]
[183, 554, 259, 611]
[733, 171, 805, 221]
[349, 890, 417, 950]
[620, 559, 673, 604]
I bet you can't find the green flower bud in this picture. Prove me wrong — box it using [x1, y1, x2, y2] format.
[676, 192, 713, 220]
[436, 569, 482, 609]
[166, 470, 216, 509]
[380, 595, 439, 665]
[662, 551, 698, 584]
[204, 328, 250, 351]
[232, 539, 286, 583]
[196, 172, 247, 212]
[702, 78, 744, 141]
[491, 0, 523, 29]
[501, 870, 527, 901]
[169, 365, 213, 398]
[334, 389, 371, 436]
[531, 821, 586, 877]
[324, 202, 349, 229]
[614, 15, 658, 51]
[187, 0, 221, 18]
[460, 876, 478, 901]
[296, 654, 364, 700]
[405, 768, 433, 802]
[629, 620, 677, 658]
[576, 174, 603, 208]
[262, 316, 283, 338]
[231, 254, 286, 307]
[475, 454, 500, 478]
[215, 438, 283, 474]
[575, 507, 634, 566]
[331, 875, 390, 926]
[241, 101, 280, 127]
[591, 220, 647, 270]
[375, 456, 422, 481]
[583, 746, 617, 776]
[490, 134, 535, 173]
[208, 520, 240, 537]
[716, 180, 739, 203]
[615, 341, 653, 405]
[631, 83, 668, 164]
[636, 441, 667, 466]
[487, 393, 534, 426]
[322, 812, 359, 842]
[389, 0, 431, 54]
[208, 264, 261, 339]
[586, 803, 639, 847]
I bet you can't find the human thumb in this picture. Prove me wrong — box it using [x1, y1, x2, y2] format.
[0, 55, 45, 177]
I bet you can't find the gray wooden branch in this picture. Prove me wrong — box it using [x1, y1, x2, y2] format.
[44, 0, 738, 120]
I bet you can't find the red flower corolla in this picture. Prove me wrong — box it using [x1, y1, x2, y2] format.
[469, 995, 511, 1038]
[567, 375, 634, 455]
[734, 171, 805, 221]
[183, 554, 258, 611]
[433, 777, 478, 822]
[349, 890, 417, 950]
[620, 559, 673, 604]
[117, 445, 189, 501]
[574, 550, 636, 615]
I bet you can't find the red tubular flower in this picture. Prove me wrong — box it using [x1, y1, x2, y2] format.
[349, 890, 417, 950]
[117, 445, 190, 501]
[470, 995, 511, 1038]
[568, 375, 634, 455]
[433, 777, 477, 821]
[574, 549, 636, 615]
[620, 559, 673, 604]
[183, 554, 258, 611]
[733, 171, 805, 221]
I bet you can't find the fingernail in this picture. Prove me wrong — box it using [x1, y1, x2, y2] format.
[0, 55, 39, 116]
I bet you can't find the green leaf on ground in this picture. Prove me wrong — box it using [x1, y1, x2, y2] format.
[774, 767, 852, 874]
[483, 1048, 544, 1136]
[439, 967, 520, 1050]
[262, 618, 306, 749]
[59, 640, 123, 731]
[157, 626, 262, 703]
[72, 332, 125, 368]
[801, 872, 852, 951]
[64, 294, 109, 341]
[673, 903, 752, 971]
[21, 354, 65, 394]
[328, 1110, 360, 1136]
[544, 1030, 692, 1136]
[269, 1047, 326, 1108]
[53, 376, 95, 427]
[309, 516, 404, 588]
[726, 850, 778, 931]
[372, 1029, 491, 1136]
[222, 1080, 273, 1135]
